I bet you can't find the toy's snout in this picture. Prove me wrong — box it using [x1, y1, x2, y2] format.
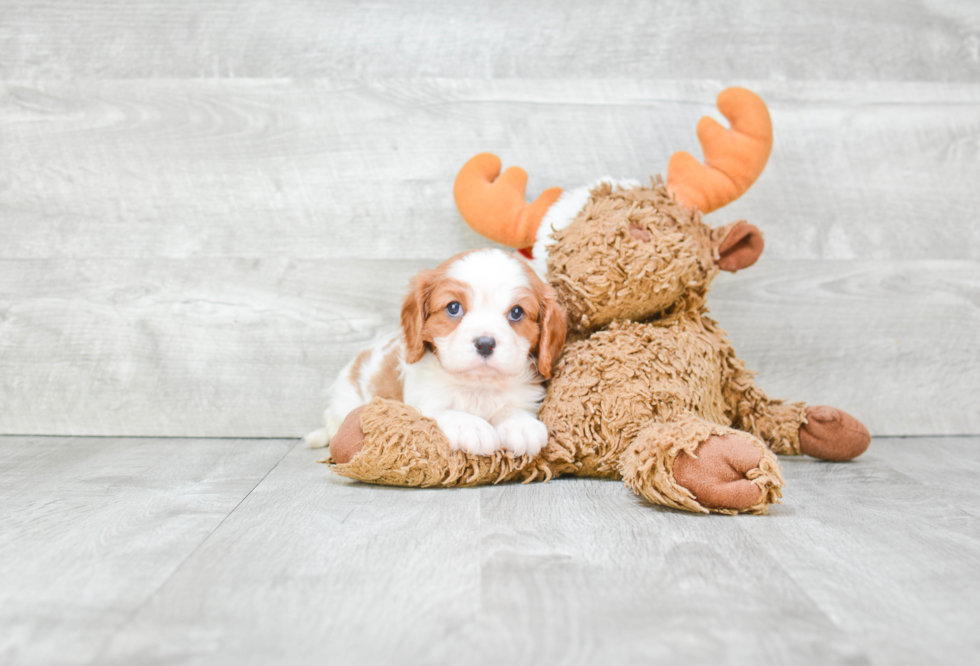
[715, 222, 764, 272]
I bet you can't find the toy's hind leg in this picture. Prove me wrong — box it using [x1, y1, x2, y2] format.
[722, 358, 870, 461]
[733, 397, 808, 456]
[618, 414, 784, 515]
[730, 394, 870, 462]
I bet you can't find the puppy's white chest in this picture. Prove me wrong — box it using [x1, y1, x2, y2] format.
[446, 384, 517, 420]
[402, 352, 544, 419]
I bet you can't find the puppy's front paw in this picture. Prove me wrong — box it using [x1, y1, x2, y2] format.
[436, 412, 501, 456]
[495, 415, 548, 457]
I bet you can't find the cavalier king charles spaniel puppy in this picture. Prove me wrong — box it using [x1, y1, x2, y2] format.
[306, 248, 566, 456]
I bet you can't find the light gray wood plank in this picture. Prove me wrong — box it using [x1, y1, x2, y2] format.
[739, 449, 980, 665]
[1, 258, 976, 437]
[1, 0, 978, 81]
[83, 437, 980, 666]
[866, 436, 980, 516]
[0, 257, 426, 437]
[94, 443, 485, 666]
[92, 445, 851, 666]
[424, 480, 863, 666]
[2, 79, 979, 261]
[712, 259, 980, 437]
[0, 435, 294, 666]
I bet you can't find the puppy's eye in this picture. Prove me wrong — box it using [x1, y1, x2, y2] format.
[508, 306, 524, 322]
[446, 301, 463, 317]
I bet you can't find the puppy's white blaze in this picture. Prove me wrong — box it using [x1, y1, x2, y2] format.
[438, 249, 533, 377]
[446, 249, 530, 306]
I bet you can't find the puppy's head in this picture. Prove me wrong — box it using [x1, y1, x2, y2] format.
[401, 249, 566, 379]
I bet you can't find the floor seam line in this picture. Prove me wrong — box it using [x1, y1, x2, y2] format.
[85, 440, 298, 665]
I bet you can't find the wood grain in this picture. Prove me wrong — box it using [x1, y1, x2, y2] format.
[876, 436, 980, 515]
[1, 1, 978, 81]
[0, 435, 294, 666]
[0, 435, 962, 666]
[94, 443, 857, 665]
[0, 257, 427, 437]
[1, 79, 979, 261]
[711, 259, 980, 437]
[1, 258, 975, 437]
[94, 442, 485, 665]
[740, 444, 980, 665]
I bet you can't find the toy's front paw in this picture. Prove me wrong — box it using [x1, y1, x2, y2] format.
[494, 413, 548, 457]
[672, 434, 765, 511]
[800, 406, 871, 461]
[329, 405, 368, 464]
[437, 411, 501, 456]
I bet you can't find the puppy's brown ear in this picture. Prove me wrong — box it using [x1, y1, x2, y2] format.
[401, 270, 434, 364]
[536, 284, 567, 379]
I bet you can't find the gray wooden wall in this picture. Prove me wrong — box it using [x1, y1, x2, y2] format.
[1, 1, 978, 438]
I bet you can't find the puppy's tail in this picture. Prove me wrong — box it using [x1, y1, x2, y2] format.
[304, 428, 330, 449]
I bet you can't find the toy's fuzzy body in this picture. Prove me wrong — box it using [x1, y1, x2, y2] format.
[326, 88, 871, 515]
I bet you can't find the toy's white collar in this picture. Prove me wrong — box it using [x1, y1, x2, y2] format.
[528, 178, 641, 279]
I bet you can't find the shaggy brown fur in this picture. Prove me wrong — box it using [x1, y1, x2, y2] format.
[548, 181, 717, 335]
[326, 179, 868, 514]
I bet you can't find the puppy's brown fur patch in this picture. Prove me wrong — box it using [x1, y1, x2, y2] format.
[518, 260, 567, 378]
[368, 344, 404, 402]
[347, 348, 373, 397]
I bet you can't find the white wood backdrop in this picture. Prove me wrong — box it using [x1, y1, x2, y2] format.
[1, 2, 979, 437]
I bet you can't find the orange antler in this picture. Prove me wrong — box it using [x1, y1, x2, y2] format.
[667, 88, 773, 213]
[453, 153, 563, 249]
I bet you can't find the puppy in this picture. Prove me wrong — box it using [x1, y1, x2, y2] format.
[306, 248, 566, 456]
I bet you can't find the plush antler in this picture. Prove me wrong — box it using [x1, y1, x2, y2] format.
[453, 153, 563, 249]
[667, 88, 773, 213]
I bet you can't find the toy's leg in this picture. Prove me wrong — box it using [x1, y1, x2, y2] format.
[722, 361, 870, 461]
[730, 395, 808, 456]
[618, 414, 784, 515]
[323, 398, 551, 488]
[730, 395, 870, 461]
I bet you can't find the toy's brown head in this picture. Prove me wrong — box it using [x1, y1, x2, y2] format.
[543, 180, 764, 332]
[453, 87, 771, 334]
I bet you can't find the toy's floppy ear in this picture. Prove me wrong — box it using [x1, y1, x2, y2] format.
[401, 270, 434, 363]
[536, 285, 567, 379]
[454, 153, 563, 249]
[715, 222, 764, 272]
[667, 88, 773, 213]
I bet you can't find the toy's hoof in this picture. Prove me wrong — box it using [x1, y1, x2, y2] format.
[799, 406, 871, 461]
[330, 405, 368, 464]
[672, 434, 764, 511]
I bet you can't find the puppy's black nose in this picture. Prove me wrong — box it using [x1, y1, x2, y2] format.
[474, 336, 496, 358]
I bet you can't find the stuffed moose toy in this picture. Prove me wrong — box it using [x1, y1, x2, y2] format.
[325, 87, 871, 514]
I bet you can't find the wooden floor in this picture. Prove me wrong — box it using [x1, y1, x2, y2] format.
[3, 1, 979, 664]
[2, 434, 978, 666]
